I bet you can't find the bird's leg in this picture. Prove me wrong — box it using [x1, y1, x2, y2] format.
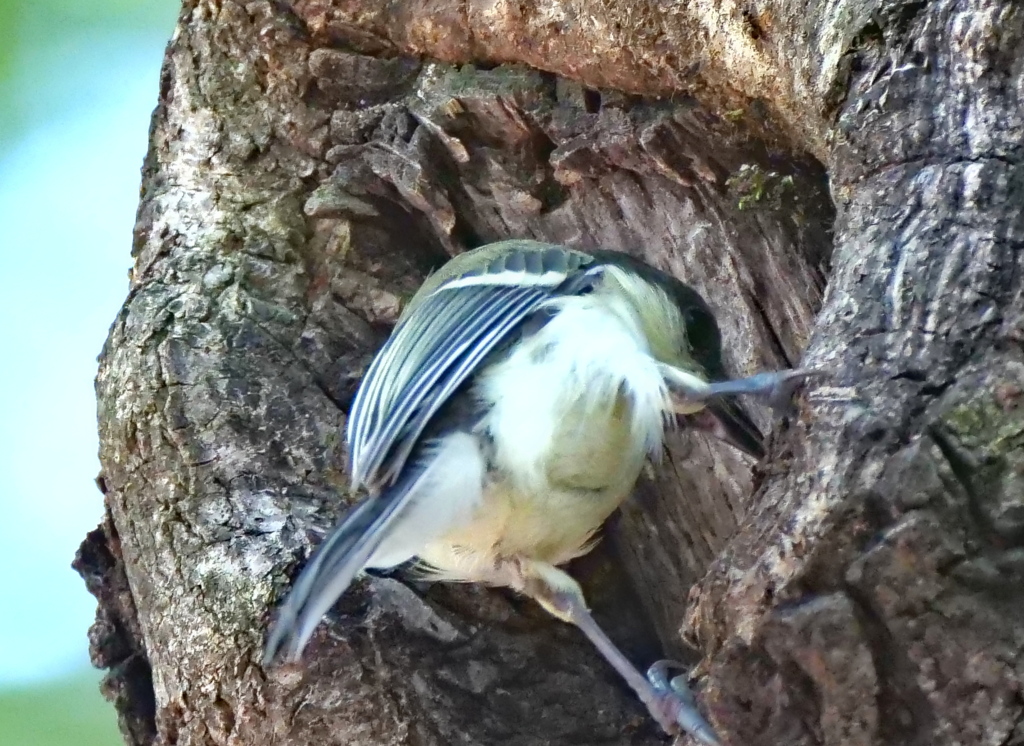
[659, 364, 823, 414]
[508, 559, 721, 746]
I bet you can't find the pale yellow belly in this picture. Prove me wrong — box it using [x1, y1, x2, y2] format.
[427, 478, 629, 563]
[415, 481, 634, 585]
[416, 299, 666, 585]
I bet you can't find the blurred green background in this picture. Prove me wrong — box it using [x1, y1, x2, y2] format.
[0, 1, 178, 744]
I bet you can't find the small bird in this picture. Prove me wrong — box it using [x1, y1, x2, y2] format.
[264, 240, 809, 744]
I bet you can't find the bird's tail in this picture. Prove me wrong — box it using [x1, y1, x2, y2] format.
[262, 464, 425, 665]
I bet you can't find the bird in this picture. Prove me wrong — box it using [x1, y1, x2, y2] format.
[264, 239, 811, 744]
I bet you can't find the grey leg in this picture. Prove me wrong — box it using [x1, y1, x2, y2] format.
[660, 365, 824, 414]
[557, 591, 722, 746]
[513, 559, 722, 745]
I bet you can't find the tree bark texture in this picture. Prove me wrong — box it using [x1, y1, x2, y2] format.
[76, 1, 1024, 745]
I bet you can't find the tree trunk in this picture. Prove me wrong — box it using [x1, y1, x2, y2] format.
[75, 0, 1024, 744]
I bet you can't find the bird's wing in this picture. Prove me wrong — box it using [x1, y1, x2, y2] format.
[347, 241, 594, 489]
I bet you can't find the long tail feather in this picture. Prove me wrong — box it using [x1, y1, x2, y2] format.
[263, 463, 426, 664]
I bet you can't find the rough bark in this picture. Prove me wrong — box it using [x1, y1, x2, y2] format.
[77, 0, 1024, 745]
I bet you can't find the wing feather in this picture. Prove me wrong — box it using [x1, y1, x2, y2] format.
[347, 244, 591, 489]
[357, 287, 546, 486]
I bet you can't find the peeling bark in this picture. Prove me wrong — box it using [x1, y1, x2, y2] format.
[78, 0, 1024, 744]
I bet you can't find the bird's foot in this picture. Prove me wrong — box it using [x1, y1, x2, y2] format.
[705, 368, 827, 413]
[660, 364, 827, 415]
[645, 660, 721, 746]
[513, 563, 724, 744]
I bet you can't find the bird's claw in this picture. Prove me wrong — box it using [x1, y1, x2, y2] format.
[762, 368, 830, 413]
[646, 660, 722, 746]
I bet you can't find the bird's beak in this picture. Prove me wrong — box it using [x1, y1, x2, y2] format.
[683, 400, 766, 460]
